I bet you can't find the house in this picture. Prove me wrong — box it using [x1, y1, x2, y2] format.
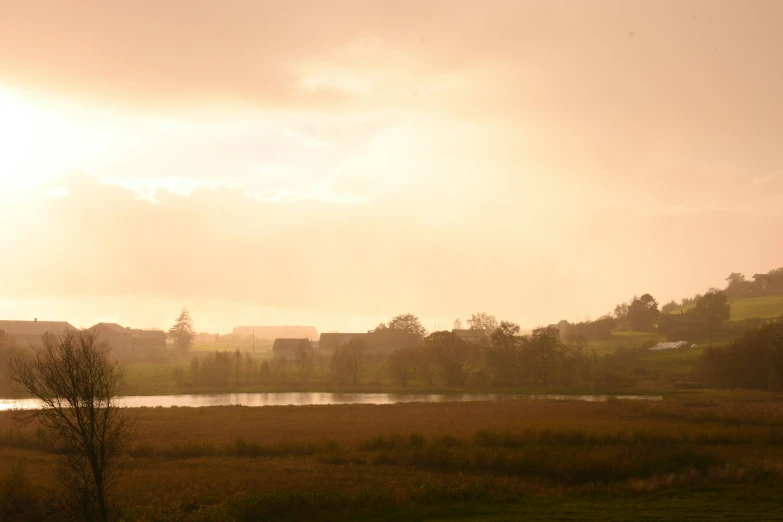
[452, 329, 488, 346]
[0, 319, 79, 347]
[318, 333, 369, 356]
[91, 323, 167, 359]
[272, 338, 311, 362]
[545, 320, 571, 338]
[753, 274, 772, 291]
[91, 323, 132, 354]
[232, 325, 319, 341]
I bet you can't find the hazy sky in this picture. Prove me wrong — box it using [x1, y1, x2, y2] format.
[1, 1, 781, 333]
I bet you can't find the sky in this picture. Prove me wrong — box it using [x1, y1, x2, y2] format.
[0, 0, 782, 333]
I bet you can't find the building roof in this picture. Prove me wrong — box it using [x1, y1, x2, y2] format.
[92, 322, 131, 334]
[0, 320, 79, 336]
[272, 338, 311, 352]
[233, 325, 319, 340]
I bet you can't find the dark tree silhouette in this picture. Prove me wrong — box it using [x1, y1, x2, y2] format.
[424, 331, 469, 386]
[530, 326, 562, 386]
[386, 313, 427, 339]
[692, 290, 731, 347]
[627, 294, 660, 331]
[9, 330, 134, 521]
[168, 307, 196, 356]
[488, 321, 522, 386]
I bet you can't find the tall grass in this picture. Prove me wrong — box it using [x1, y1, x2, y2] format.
[112, 426, 783, 486]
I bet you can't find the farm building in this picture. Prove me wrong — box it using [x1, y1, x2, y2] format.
[545, 320, 571, 338]
[92, 322, 132, 354]
[91, 322, 166, 359]
[452, 329, 488, 345]
[318, 333, 369, 356]
[272, 338, 312, 361]
[0, 319, 79, 347]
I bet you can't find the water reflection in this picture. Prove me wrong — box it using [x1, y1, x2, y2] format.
[0, 392, 661, 411]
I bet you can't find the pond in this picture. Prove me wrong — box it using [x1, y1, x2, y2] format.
[0, 392, 662, 411]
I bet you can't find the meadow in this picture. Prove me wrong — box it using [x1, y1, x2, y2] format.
[3, 396, 783, 520]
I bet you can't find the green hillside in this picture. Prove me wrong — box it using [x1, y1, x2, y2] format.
[672, 294, 783, 322]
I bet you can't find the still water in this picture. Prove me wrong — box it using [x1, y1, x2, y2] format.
[0, 392, 661, 411]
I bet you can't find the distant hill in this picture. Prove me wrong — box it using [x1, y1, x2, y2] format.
[670, 295, 783, 322]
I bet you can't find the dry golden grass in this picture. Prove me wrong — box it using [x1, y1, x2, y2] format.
[9, 398, 777, 448]
[3, 398, 783, 520]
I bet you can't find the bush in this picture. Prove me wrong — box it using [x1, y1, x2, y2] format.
[699, 324, 783, 390]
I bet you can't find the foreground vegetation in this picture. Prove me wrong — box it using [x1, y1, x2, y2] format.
[3, 396, 783, 520]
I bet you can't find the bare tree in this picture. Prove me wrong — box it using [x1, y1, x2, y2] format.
[9, 330, 134, 522]
[467, 312, 499, 335]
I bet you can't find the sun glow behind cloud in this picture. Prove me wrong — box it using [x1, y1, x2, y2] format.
[0, 88, 59, 186]
[1, 1, 783, 332]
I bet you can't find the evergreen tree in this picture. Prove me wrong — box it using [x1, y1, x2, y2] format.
[168, 307, 196, 355]
[627, 294, 660, 331]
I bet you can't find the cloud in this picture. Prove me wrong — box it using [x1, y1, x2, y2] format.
[1, 170, 781, 333]
[2, 2, 783, 331]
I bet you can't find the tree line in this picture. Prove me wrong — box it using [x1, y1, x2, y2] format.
[700, 322, 783, 391]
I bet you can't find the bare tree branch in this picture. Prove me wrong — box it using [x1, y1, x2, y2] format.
[9, 329, 135, 522]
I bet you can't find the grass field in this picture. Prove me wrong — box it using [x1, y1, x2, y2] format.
[3, 396, 783, 520]
[588, 331, 665, 356]
[635, 346, 704, 374]
[672, 294, 783, 322]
